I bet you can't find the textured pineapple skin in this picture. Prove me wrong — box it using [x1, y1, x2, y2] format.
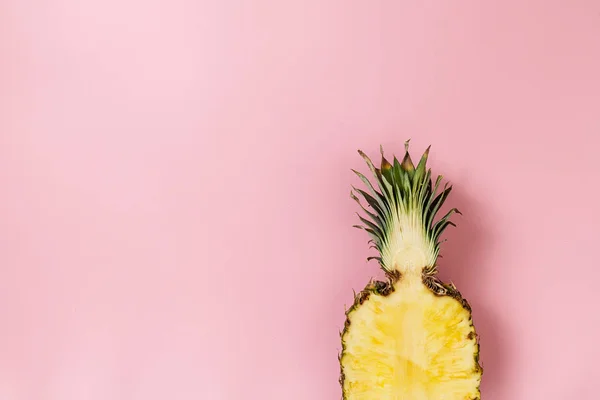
[339, 276, 482, 400]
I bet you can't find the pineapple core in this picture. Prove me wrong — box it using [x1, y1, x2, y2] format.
[341, 277, 480, 399]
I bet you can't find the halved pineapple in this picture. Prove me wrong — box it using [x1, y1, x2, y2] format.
[339, 142, 482, 400]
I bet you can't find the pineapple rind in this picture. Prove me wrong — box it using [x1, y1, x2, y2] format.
[352, 141, 460, 275]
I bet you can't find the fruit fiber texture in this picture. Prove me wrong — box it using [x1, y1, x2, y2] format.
[339, 142, 482, 400]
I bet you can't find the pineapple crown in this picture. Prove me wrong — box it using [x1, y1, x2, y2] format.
[351, 140, 460, 277]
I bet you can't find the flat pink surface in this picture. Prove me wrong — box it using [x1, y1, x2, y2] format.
[2, 1, 600, 399]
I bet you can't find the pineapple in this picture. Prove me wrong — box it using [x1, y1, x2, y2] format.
[339, 141, 482, 400]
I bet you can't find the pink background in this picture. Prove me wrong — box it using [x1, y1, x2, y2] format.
[2, 1, 600, 399]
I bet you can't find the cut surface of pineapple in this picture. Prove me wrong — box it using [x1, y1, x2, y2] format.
[341, 276, 481, 400]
